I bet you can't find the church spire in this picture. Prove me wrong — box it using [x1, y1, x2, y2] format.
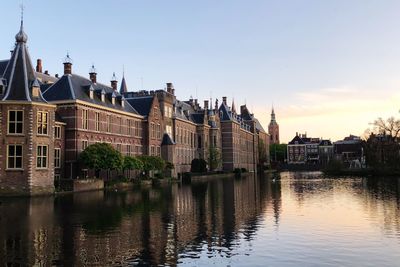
[271, 106, 276, 122]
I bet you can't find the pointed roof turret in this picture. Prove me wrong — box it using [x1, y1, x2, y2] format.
[120, 75, 128, 94]
[232, 98, 236, 114]
[2, 18, 46, 102]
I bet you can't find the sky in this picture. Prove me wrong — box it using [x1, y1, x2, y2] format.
[1, 0, 400, 143]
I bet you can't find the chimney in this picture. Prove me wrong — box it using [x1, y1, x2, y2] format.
[44, 70, 49, 76]
[55, 74, 59, 78]
[63, 54, 73, 75]
[222, 96, 227, 105]
[89, 65, 97, 84]
[36, 59, 42, 73]
[110, 72, 118, 90]
[166, 82, 174, 95]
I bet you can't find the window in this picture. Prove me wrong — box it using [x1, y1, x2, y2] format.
[82, 109, 89, 130]
[54, 148, 61, 168]
[37, 145, 48, 169]
[37, 111, 48, 135]
[107, 115, 111, 132]
[8, 110, 23, 134]
[166, 125, 172, 137]
[7, 145, 23, 169]
[55, 126, 61, 139]
[119, 117, 122, 134]
[116, 144, 121, 152]
[82, 140, 88, 150]
[127, 145, 131, 156]
[95, 112, 100, 131]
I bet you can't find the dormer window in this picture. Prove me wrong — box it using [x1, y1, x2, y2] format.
[89, 85, 94, 99]
[0, 79, 6, 95]
[112, 96, 115, 105]
[101, 92, 105, 102]
[32, 79, 40, 98]
[121, 99, 125, 108]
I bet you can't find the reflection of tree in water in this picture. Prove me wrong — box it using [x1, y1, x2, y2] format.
[362, 177, 400, 236]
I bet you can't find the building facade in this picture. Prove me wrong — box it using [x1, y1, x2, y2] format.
[0, 21, 269, 195]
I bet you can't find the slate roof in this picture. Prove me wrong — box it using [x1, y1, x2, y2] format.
[174, 100, 195, 122]
[125, 96, 154, 116]
[288, 135, 305, 145]
[120, 76, 128, 94]
[43, 73, 139, 114]
[161, 133, 175, 145]
[2, 24, 46, 103]
[0, 60, 9, 76]
[319, 140, 333, 146]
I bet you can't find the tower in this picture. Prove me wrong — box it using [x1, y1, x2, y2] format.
[268, 107, 280, 144]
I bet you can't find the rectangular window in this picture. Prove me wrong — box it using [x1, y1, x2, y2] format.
[7, 145, 23, 169]
[127, 145, 131, 156]
[54, 148, 61, 168]
[95, 112, 100, 131]
[116, 144, 121, 152]
[119, 117, 122, 134]
[8, 110, 24, 134]
[82, 140, 88, 150]
[54, 126, 61, 139]
[82, 109, 89, 130]
[107, 115, 111, 133]
[37, 145, 48, 169]
[37, 111, 48, 135]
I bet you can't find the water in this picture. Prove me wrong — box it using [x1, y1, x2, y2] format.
[0, 172, 399, 266]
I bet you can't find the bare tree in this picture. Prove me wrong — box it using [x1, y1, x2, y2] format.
[370, 117, 400, 140]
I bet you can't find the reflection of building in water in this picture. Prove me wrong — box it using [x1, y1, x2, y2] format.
[0, 175, 283, 265]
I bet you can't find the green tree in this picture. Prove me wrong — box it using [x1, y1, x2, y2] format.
[208, 147, 221, 171]
[123, 156, 144, 179]
[270, 143, 287, 163]
[137, 155, 166, 178]
[79, 143, 123, 178]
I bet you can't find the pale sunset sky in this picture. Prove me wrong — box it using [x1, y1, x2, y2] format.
[1, 1, 400, 143]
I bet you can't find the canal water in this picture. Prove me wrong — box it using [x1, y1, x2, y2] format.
[0, 172, 399, 266]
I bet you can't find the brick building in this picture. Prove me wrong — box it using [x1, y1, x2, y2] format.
[268, 107, 280, 144]
[0, 21, 269, 195]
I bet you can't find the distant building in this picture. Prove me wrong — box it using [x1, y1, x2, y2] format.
[318, 140, 334, 165]
[287, 134, 306, 164]
[334, 135, 363, 166]
[268, 107, 280, 145]
[287, 133, 324, 164]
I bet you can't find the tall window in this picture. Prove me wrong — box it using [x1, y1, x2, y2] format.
[107, 115, 111, 133]
[82, 109, 89, 130]
[7, 145, 23, 169]
[116, 144, 121, 152]
[8, 110, 23, 134]
[37, 145, 48, 169]
[54, 148, 61, 168]
[82, 140, 88, 150]
[55, 126, 61, 139]
[37, 111, 48, 135]
[95, 112, 100, 131]
[119, 117, 122, 134]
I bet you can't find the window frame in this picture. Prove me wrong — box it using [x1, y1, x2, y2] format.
[54, 148, 61, 168]
[36, 145, 48, 169]
[7, 144, 23, 170]
[7, 110, 24, 135]
[37, 111, 49, 135]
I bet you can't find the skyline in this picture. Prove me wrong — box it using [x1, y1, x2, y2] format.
[1, 1, 400, 142]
